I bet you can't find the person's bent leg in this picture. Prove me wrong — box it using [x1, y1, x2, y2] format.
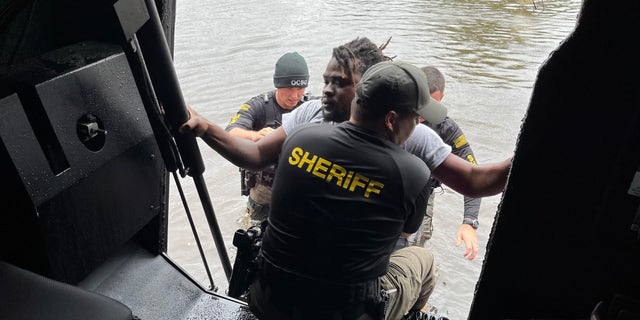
[417, 192, 436, 247]
[380, 246, 435, 320]
[245, 184, 271, 227]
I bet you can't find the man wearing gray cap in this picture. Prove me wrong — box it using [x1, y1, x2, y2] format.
[225, 52, 314, 227]
[247, 60, 446, 320]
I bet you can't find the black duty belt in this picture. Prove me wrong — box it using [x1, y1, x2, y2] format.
[259, 259, 381, 305]
[254, 276, 381, 320]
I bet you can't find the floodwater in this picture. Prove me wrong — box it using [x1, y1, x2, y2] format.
[167, 0, 582, 319]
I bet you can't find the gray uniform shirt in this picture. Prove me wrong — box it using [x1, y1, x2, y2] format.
[425, 117, 482, 220]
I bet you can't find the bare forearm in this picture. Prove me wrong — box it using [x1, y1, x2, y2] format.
[180, 112, 270, 170]
[434, 155, 512, 198]
[200, 124, 267, 170]
[469, 157, 512, 196]
[228, 127, 257, 141]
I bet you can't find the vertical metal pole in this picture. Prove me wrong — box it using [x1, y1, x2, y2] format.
[113, 0, 233, 281]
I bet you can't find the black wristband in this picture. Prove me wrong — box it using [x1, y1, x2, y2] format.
[462, 218, 479, 229]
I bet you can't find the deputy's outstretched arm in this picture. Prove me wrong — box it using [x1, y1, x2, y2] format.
[179, 107, 284, 171]
[433, 155, 512, 198]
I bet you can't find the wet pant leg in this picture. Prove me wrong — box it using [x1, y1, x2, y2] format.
[417, 192, 436, 246]
[380, 247, 436, 320]
[240, 184, 271, 229]
[407, 192, 435, 247]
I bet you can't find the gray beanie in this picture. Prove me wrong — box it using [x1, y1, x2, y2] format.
[273, 52, 309, 88]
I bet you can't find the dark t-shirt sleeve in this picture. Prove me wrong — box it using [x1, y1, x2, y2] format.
[225, 95, 267, 132]
[403, 184, 430, 233]
[436, 117, 482, 219]
[437, 117, 476, 164]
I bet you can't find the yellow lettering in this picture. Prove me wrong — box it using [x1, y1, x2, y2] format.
[297, 151, 318, 172]
[349, 173, 369, 192]
[364, 180, 385, 198]
[466, 154, 478, 166]
[288, 147, 304, 165]
[286, 146, 384, 199]
[229, 113, 241, 124]
[327, 164, 347, 187]
[312, 157, 331, 179]
[343, 171, 354, 189]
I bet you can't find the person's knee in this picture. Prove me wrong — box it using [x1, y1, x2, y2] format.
[400, 246, 433, 264]
[390, 247, 434, 283]
[402, 247, 435, 283]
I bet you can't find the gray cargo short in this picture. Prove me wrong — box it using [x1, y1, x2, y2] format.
[381, 246, 436, 320]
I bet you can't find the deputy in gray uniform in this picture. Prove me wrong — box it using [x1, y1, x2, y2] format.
[408, 66, 482, 250]
[225, 52, 314, 227]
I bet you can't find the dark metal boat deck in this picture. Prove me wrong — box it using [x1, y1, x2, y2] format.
[80, 241, 257, 320]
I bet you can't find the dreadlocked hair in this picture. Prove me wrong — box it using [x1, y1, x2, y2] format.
[331, 37, 390, 83]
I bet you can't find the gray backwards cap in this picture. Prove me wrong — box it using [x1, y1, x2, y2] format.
[273, 52, 310, 88]
[357, 61, 447, 124]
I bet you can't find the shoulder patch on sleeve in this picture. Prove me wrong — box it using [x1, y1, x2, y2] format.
[239, 103, 251, 111]
[453, 134, 468, 148]
[228, 113, 241, 124]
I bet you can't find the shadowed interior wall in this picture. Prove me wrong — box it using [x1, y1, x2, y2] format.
[470, 0, 640, 318]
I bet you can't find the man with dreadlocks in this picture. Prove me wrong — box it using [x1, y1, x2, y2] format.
[180, 36, 511, 319]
